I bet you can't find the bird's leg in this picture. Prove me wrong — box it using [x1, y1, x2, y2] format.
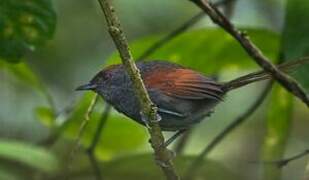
[151, 130, 187, 163]
[148, 130, 186, 148]
[140, 111, 162, 129]
[163, 129, 187, 148]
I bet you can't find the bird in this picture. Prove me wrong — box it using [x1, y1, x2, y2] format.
[76, 59, 307, 146]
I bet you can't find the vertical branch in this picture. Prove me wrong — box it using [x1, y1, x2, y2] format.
[96, 0, 179, 179]
[189, 0, 309, 107]
[85, 104, 111, 180]
[87, 104, 111, 154]
[184, 81, 272, 180]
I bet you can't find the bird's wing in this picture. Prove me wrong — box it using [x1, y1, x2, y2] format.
[157, 107, 185, 117]
[143, 68, 224, 101]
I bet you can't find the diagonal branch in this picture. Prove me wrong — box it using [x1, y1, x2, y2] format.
[184, 81, 273, 180]
[65, 94, 99, 180]
[137, 0, 235, 60]
[96, 0, 179, 179]
[189, 0, 309, 107]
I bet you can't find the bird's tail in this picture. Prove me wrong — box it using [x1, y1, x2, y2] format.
[222, 57, 309, 92]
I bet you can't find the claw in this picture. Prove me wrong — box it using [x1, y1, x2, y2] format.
[140, 111, 162, 129]
[140, 111, 151, 129]
[156, 113, 162, 122]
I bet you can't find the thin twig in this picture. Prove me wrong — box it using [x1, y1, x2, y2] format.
[74, 94, 99, 149]
[87, 153, 103, 180]
[184, 81, 273, 180]
[39, 97, 78, 146]
[189, 0, 309, 107]
[137, 0, 235, 60]
[87, 104, 111, 154]
[85, 104, 111, 180]
[270, 149, 309, 168]
[66, 94, 98, 180]
[173, 129, 193, 155]
[96, 0, 179, 179]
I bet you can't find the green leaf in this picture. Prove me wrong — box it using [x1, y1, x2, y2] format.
[0, 0, 56, 62]
[93, 113, 147, 159]
[282, 0, 309, 90]
[35, 106, 55, 127]
[0, 139, 60, 173]
[261, 84, 293, 180]
[0, 60, 53, 107]
[58, 93, 147, 159]
[107, 28, 280, 74]
[0, 61, 43, 90]
[0, 166, 23, 180]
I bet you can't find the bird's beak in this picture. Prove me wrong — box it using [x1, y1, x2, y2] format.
[75, 83, 97, 91]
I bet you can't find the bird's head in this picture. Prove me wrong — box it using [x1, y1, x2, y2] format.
[76, 64, 122, 93]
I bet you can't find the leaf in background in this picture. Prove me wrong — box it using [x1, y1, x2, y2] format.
[0, 61, 43, 90]
[282, 0, 309, 90]
[0, 166, 22, 180]
[59, 92, 147, 159]
[66, 154, 241, 180]
[35, 106, 55, 127]
[0, 139, 60, 173]
[0, 60, 53, 107]
[261, 84, 293, 180]
[0, 0, 56, 62]
[94, 113, 147, 159]
[107, 28, 280, 74]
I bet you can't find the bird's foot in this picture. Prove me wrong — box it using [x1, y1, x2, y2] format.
[140, 111, 151, 129]
[155, 113, 162, 122]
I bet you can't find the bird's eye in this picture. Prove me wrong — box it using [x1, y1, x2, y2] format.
[102, 72, 111, 81]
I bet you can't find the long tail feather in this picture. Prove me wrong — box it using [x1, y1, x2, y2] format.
[222, 57, 309, 92]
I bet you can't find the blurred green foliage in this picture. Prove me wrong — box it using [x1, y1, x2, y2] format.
[0, 0, 56, 62]
[262, 84, 293, 180]
[108, 29, 280, 74]
[91, 155, 241, 180]
[0, 60, 52, 108]
[0, 139, 59, 178]
[0, 0, 309, 180]
[260, 1, 309, 179]
[282, 0, 309, 89]
[62, 93, 147, 159]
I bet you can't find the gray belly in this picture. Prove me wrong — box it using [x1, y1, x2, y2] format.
[104, 87, 220, 131]
[156, 97, 219, 131]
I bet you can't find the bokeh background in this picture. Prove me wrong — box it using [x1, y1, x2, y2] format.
[0, 0, 309, 179]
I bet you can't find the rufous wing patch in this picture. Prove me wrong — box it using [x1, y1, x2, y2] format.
[144, 68, 224, 101]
